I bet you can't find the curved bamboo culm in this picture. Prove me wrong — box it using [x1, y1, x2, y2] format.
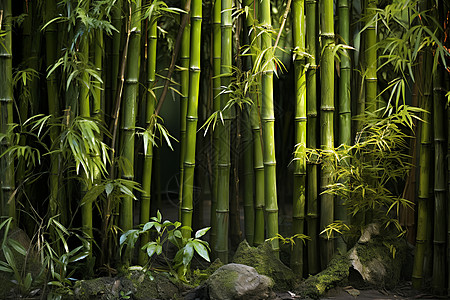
[0, 0, 15, 221]
[180, 0, 202, 237]
[178, 0, 191, 220]
[319, 0, 335, 268]
[120, 0, 142, 232]
[412, 51, 433, 290]
[337, 0, 351, 253]
[138, 13, 157, 266]
[432, 66, 445, 295]
[260, 0, 279, 256]
[305, 0, 319, 274]
[210, 0, 221, 255]
[215, 0, 232, 263]
[44, 0, 64, 224]
[292, 0, 306, 276]
[364, 0, 378, 113]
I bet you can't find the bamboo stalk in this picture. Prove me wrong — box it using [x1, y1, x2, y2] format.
[138, 12, 157, 266]
[120, 0, 142, 232]
[178, 0, 191, 219]
[412, 51, 433, 290]
[306, 0, 319, 274]
[432, 66, 445, 295]
[210, 0, 221, 255]
[181, 0, 202, 236]
[260, 0, 279, 256]
[337, 0, 351, 253]
[319, 0, 335, 268]
[0, 0, 15, 220]
[242, 106, 255, 245]
[215, 0, 232, 262]
[291, 0, 306, 276]
[364, 0, 378, 113]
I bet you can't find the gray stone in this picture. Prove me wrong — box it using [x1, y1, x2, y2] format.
[207, 263, 274, 300]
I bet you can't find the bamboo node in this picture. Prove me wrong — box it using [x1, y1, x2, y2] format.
[321, 106, 335, 111]
[321, 33, 335, 39]
[295, 117, 307, 121]
[0, 97, 13, 103]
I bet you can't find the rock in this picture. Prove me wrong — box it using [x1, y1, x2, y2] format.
[206, 263, 274, 300]
[232, 240, 295, 291]
[349, 232, 406, 289]
[295, 253, 351, 299]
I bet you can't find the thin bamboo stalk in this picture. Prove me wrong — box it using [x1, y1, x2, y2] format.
[242, 106, 255, 245]
[260, 0, 279, 256]
[210, 0, 221, 255]
[215, 0, 232, 262]
[292, 0, 306, 276]
[178, 0, 191, 220]
[0, 0, 15, 220]
[412, 52, 433, 289]
[432, 66, 445, 295]
[180, 0, 202, 236]
[120, 0, 141, 232]
[319, 0, 335, 268]
[305, 0, 319, 274]
[138, 12, 157, 266]
[337, 0, 351, 253]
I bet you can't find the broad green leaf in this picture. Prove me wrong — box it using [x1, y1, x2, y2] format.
[195, 227, 210, 239]
[182, 242, 194, 266]
[192, 241, 210, 262]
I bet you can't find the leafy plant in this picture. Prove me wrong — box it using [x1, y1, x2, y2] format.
[120, 211, 210, 281]
[306, 105, 421, 242]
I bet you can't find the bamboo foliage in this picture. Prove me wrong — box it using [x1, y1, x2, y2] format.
[319, 0, 335, 267]
[292, 0, 306, 275]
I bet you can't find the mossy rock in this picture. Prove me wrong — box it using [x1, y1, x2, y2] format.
[190, 258, 224, 286]
[232, 240, 295, 291]
[295, 254, 351, 299]
[131, 271, 186, 300]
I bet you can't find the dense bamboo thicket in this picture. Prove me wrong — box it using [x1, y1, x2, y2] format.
[1, 0, 450, 296]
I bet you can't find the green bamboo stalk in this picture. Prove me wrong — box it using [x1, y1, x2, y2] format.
[244, 0, 264, 247]
[242, 106, 255, 245]
[215, 0, 232, 263]
[180, 0, 202, 236]
[210, 0, 221, 254]
[260, 0, 279, 256]
[412, 52, 433, 290]
[93, 29, 104, 120]
[0, 0, 15, 220]
[291, 0, 306, 275]
[120, 0, 141, 232]
[138, 12, 157, 266]
[319, 0, 335, 268]
[110, 0, 122, 118]
[178, 0, 191, 219]
[337, 0, 351, 253]
[364, 0, 377, 113]
[305, 0, 319, 274]
[432, 66, 445, 295]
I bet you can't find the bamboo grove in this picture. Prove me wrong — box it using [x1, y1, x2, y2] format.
[1, 0, 450, 295]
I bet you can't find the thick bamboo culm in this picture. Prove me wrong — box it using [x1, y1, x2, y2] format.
[336, 0, 351, 253]
[319, 0, 335, 268]
[120, 0, 141, 232]
[432, 68, 446, 295]
[138, 14, 157, 266]
[412, 51, 433, 289]
[215, 0, 232, 263]
[260, 0, 279, 256]
[181, 0, 202, 236]
[364, 0, 378, 113]
[305, 0, 319, 274]
[292, 0, 307, 276]
[0, 0, 15, 220]
[44, 0, 64, 224]
[178, 0, 191, 219]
